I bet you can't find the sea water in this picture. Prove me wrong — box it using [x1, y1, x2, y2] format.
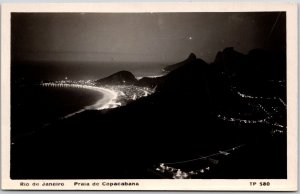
[11, 85, 103, 141]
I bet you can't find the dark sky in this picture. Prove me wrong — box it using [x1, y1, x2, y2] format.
[12, 12, 286, 65]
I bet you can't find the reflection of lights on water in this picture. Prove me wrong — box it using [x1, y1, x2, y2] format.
[136, 74, 166, 80]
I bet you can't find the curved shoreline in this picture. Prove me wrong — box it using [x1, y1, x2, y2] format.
[41, 83, 119, 118]
[84, 86, 119, 110]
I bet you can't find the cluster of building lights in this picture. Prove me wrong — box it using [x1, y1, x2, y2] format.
[217, 84, 286, 135]
[42, 79, 96, 86]
[156, 163, 206, 179]
[155, 145, 244, 179]
[99, 84, 155, 106]
[216, 114, 266, 124]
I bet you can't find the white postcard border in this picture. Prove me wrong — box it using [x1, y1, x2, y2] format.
[1, 2, 298, 191]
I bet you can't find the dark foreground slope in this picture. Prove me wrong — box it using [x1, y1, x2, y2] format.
[11, 48, 286, 179]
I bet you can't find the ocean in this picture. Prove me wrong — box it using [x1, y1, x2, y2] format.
[11, 85, 103, 142]
[10, 61, 166, 142]
[12, 61, 167, 82]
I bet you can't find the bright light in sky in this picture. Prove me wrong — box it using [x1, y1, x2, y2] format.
[188, 37, 193, 40]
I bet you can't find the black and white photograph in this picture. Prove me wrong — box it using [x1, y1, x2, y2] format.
[1, 3, 297, 191]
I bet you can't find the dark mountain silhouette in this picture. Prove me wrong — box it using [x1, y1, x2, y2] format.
[94, 69, 162, 89]
[95, 70, 138, 85]
[94, 52, 201, 90]
[136, 76, 163, 88]
[212, 47, 286, 81]
[213, 47, 246, 77]
[11, 48, 287, 179]
[163, 53, 197, 72]
[246, 48, 286, 80]
[212, 47, 286, 99]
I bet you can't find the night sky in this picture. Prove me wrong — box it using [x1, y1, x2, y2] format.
[11, 12, 286, 79]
